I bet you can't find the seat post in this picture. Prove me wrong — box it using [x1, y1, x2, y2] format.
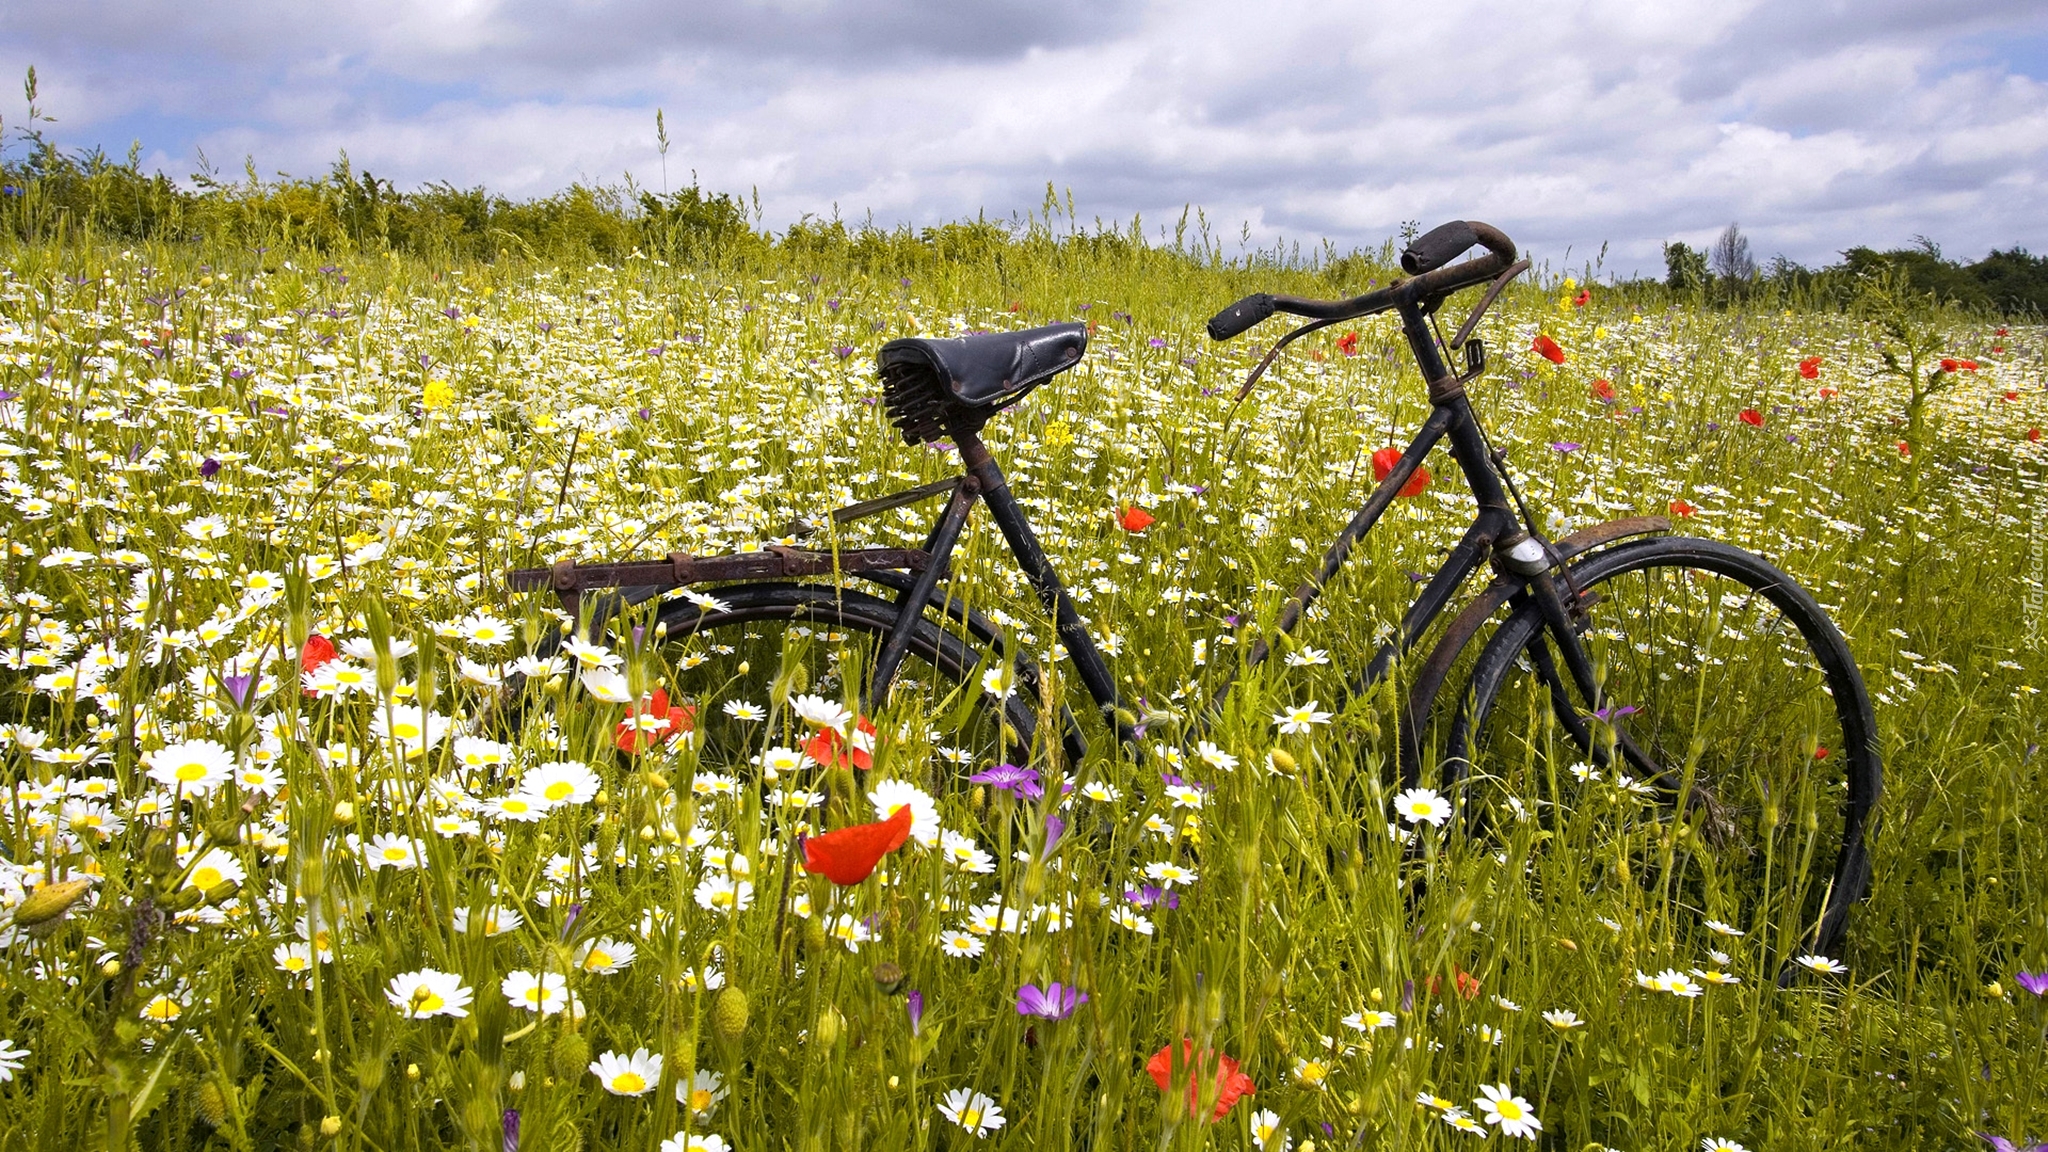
[953, 431, 1129, 742]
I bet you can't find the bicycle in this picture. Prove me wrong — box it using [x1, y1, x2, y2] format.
[506, 220, 1880, 964]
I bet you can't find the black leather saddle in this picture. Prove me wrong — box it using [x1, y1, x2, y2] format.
[876, 322, 1087, 445]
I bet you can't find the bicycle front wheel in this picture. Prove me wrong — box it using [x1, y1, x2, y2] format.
[1443, 536, 1880, 966]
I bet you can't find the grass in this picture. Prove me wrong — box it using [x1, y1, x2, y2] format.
[0, 225, 2041, 1152]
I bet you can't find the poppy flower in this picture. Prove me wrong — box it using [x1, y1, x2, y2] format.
[2004, 391, 2020, 402]
[1737, 409, 1764, 428]
[1572, 289, 1590, 307]
[1118, 505, 1156, 533]
[1532, 334, 1566, 364]
[1370, 447, 1431, 497]
[1591, 379, 1616, 402]
[801, 803, 913, 886]
[615, 688, 696, 754]
[1336, 330, 1359, 356]
[1814, 745, 1829, 760]
[1146, 1039, 1255, 1122]
[300, 634, 337, 695]
[805, 716, 877, 771]
[1897, 442, 1911, 456]
[1798, 356, 1822, 379]
[1669, 499, 1696, 518]
[2030, 428, 2042, 443]
[1818, 387, 1839, 400]
[1940, 358, 1979, 373]
[1425, 967, 1483, 1000]
[1997, 327, 2010, 337]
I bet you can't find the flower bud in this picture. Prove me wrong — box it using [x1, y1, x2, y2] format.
[12, 878, 92, 927]
[814, 1006, 843, 1048]
[1268, 749, 1297, 775]
[320, 1116, 343, 1137]
[549, 1030, 591, 1083]
[872, 962, 905, 995]
[712, 987, 750, 1043]
[332, 800, 356, 825]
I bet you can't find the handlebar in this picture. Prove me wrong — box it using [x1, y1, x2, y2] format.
[1205, 220, 1517, 341]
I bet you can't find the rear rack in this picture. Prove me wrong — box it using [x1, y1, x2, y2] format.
[507, 545, 941, 619]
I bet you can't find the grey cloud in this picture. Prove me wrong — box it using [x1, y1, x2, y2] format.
[2, 0, 2046, 274]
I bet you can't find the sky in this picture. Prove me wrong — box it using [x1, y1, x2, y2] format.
[3, 0, 2046, 277]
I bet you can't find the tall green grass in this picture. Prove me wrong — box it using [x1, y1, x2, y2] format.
[0, 220, 2039, 1152]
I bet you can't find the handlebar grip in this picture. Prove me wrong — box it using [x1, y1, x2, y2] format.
[1400, 221, 1481, 275]
[1207, 293, 1276, 341]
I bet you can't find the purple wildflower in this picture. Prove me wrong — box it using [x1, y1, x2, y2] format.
[1979, 1136, 2048, 1152]
[906, 989, 924, 1035]
[1592, 703, 1638, 723]
[1549, 441, 1581, 453]
[199, 457, 221, 479]
[502, 1110, 520, 1152]
[1015, 982, 1087, 1020]
[220, 673, 256, 709]
[968, 763, 1042, 799]
[833, 345, 856, 359]
[1043, 814, 1066, 855]
[2016, 971, 2048, 996]
[1125, 885, 1179, 911]
[1148, 336, 1166, 348]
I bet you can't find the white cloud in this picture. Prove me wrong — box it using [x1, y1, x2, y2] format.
[2, 0, 2044, 274]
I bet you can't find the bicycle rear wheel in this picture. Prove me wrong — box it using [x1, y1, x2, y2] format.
[519, 583, 1035, 794]
[1441, 536, 1880, 966]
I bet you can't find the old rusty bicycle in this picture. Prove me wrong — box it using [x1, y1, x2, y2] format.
[508, 220, 1880, 963]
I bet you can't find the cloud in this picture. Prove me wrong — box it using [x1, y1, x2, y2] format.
[2, 0, 2044, 274]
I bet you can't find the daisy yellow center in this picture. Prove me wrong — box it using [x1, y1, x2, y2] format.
[612, 1072, 645, 1093]
[504, 799, 531, 813]
[524, 988, 548, 1005]
[412, 986, 444, 1013]
[393, 722, 421, 739]
[689, 1088, 713, 1110]
[191, 865, 223, 889]
[335, 669, 365, 685]
[1497, 1100, 1524, 1119]
[961, 1108, 982, 1127]
[584, 949, 612, 969]
[283, 956, 307, 971]
[544, 782, 573, 801]
[174, 762, 209, 782]
[146, 997, 181, 1020]
[382, 847, 409, 861]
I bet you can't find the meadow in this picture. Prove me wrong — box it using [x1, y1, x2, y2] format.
[0, 208, 2042, 1152]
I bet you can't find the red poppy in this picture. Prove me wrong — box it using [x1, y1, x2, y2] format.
[801, 803, 913, 886]
[1591, 378, 1616, 402]
[1814, 745, 1830, 760]
[805, 716, 877, 771]
[1336, 330, 1360, 356]
[1998, 327, 2010, 336]
[1425, 967, 1482, 1000]
[1897, 441, 1911, 456]
[300, 634, 337, 695]
[2031, 428, 2042, 443]
[1007, 301, 1024, 313]
[2004, 391, 2020, 402]
[1737, 409, 1764, 427]
[1798, 356, 1822, 379]
[1993, 346, 2005, 354]
[1532, 334, 1566, 364]
[1959, 359, 1980, 371]
[1145, 1040, 1255, 1123]
[1818, 387, 1839, 400]
[1669, 499, 1696, 518]
[1370, 447, 1431, 497]
[1118, 504, 1156, 533]
[615, 688, 696, 754]
[1572, 288, 1590, 307]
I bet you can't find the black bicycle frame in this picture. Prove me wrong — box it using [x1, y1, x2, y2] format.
[862, 294, 1608, 763]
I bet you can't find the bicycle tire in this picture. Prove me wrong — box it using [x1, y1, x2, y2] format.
[1438, 536, 1880, 964]
[516, 582, 1038, 791]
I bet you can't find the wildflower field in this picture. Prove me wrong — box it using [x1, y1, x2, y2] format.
[0, 221, 2042, 1152]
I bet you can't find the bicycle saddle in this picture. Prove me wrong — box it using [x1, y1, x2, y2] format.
[877, 321, 1087, 445]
